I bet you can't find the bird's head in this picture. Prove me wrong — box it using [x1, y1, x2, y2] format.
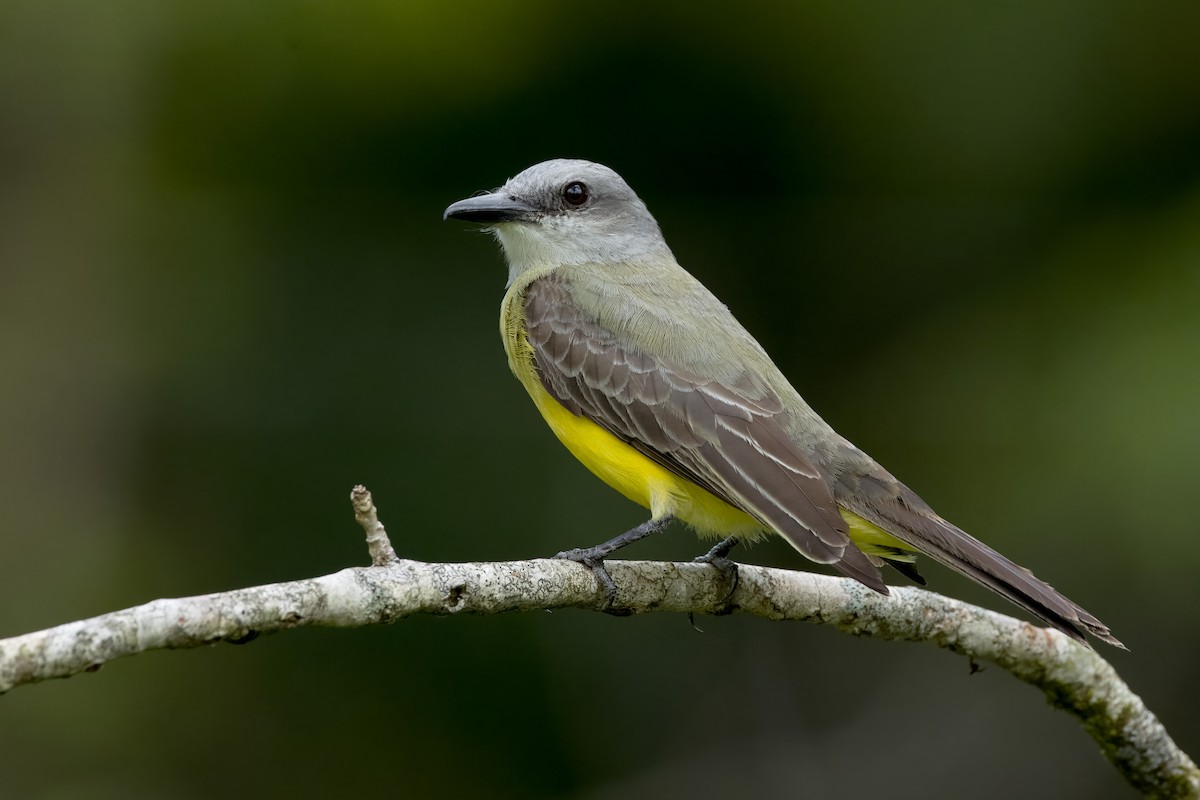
[444, 159, 671, 283]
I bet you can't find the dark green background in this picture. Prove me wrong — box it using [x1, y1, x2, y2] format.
[2, 2, 1198, 798]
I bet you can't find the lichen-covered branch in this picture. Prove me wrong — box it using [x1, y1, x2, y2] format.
[0, 488, 1195, 797]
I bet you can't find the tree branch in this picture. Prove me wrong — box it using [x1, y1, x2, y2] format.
[0, 487, 1195, 797]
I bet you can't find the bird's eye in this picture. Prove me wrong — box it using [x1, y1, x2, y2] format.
[563, 181, 589, 207]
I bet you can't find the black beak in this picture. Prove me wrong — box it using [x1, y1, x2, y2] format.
[443, 192, 538, 223]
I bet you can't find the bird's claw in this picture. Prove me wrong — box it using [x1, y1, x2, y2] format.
[693, 538, 740, 607]
[554, 547, 620, 610]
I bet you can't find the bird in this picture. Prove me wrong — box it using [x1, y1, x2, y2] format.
[443, 158, 1122, 648]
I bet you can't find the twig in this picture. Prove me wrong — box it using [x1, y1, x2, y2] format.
[351, 484, 398, 566]
[0, 487, 1194, 797]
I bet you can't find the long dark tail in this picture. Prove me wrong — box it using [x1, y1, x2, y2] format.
[842, 483, 1123, 649]
[916, 516, 1122, 648]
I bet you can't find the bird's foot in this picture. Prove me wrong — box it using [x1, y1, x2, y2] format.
[693, 536, 740, 607]
[554, 546, 620, 610]
[552, 517, 675, 613]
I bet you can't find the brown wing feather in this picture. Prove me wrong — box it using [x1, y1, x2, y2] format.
[524, 276, 887, 592]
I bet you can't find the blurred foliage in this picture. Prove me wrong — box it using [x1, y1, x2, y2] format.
[1, 2, 1198, 798]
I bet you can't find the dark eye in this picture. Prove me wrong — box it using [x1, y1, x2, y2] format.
[563, 181, 589, 207]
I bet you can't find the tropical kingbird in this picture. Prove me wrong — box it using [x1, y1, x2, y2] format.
[444, 159, 1120, 648]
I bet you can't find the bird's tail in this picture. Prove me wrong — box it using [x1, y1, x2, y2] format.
[842, 503, 1123, 649]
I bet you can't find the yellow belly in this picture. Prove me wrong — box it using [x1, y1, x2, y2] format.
[527, 379, 765, 540]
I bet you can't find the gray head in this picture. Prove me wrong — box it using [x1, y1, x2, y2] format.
[444, 159, 672, 280]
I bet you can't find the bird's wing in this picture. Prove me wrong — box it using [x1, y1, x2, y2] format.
[524, 276, 887, 591]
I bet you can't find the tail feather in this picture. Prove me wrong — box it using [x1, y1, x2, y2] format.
[921, 518, 1124, 648]
[839, 483, 1123, 648]
[885, 558, 927, 586]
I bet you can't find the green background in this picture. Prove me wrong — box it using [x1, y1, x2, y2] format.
[2, 2, 1198, 798]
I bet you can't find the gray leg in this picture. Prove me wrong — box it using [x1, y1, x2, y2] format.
[555, 516, 675, 605]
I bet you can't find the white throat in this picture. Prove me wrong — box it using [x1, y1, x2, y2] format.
[493, 217, 670, 286]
